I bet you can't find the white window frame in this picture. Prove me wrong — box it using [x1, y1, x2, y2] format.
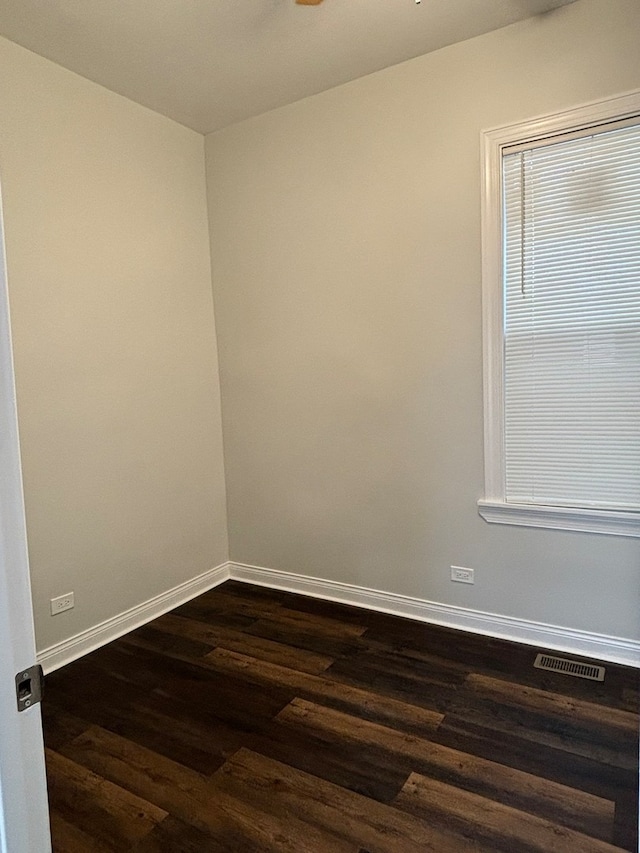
[478, 90, 640, 538]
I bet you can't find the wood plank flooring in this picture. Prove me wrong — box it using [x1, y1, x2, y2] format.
[42, 581, 640, 852]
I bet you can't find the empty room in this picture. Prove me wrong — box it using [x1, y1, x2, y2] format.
[0, 0, 638, 850]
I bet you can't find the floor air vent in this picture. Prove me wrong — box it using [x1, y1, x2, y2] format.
[534, 653, 605, 682]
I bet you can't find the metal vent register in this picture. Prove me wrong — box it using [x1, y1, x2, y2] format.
[534, 653, 605, 682]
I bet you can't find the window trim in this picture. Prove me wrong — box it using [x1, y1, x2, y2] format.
[479, 90, 640, 538]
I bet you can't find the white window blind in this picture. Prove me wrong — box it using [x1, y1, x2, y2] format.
[502, 121, 640, 511]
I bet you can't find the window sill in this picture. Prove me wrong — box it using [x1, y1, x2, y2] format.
[477, 500, 640, 538]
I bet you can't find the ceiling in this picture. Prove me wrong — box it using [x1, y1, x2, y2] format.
[0, 0, 577, 135]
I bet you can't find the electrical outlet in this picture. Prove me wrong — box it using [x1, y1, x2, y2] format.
[50, 592, 74, 615]
[451, 566, 474, 584]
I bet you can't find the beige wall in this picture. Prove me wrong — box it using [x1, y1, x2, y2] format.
[1, 0, 638, 655]
[206, 0, 640, 640]
[0, 36, 228, 651]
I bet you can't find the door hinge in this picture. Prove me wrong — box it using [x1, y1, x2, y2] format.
[15, 664, 44, 712]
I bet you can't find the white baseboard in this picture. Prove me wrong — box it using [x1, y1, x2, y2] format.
[37, 562, 230, 673]
[229, 561, 640, 668]
[37, 558, 640, 672]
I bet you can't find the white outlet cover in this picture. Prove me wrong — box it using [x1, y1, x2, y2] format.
[50, 592, 74, 615]
[451, 566, 474, 584]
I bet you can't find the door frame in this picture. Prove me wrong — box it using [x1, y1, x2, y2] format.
[0, 186, 51, 853]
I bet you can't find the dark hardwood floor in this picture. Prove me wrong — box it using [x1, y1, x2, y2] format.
[43, 581, 639, 852]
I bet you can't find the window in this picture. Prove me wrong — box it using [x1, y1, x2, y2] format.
[478, 92, 640, 537]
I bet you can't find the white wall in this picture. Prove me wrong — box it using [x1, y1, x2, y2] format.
[0, 36, 228, 652]
[206, 0, 640, 641]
